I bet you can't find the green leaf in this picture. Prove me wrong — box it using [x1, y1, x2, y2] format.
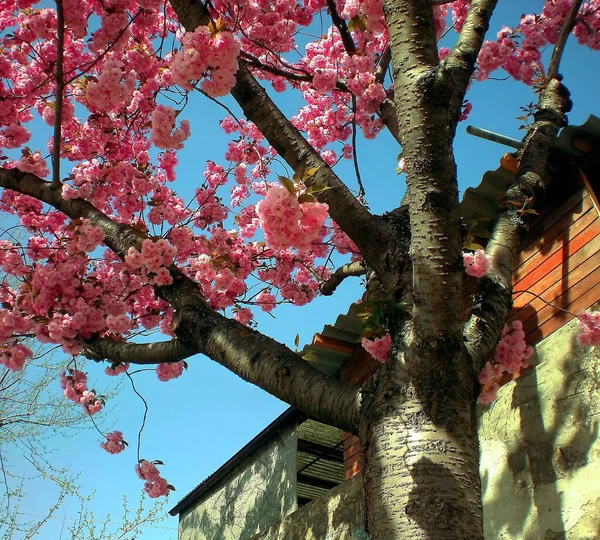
[524, 208, 538, 215]
[278, 175, 295, 195]
[471, 228, 493, 239]
[307, 184, 333, 195]
[294, 334, 300, 348]
[298, 193, 317, 203]
[464, 242, 485, 251]
[348, 14, 367, 32]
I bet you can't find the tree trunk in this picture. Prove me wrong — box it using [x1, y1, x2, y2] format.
[361, 343, 483, 538]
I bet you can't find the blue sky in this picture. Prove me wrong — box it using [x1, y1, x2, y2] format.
[3, 1, 600, 538]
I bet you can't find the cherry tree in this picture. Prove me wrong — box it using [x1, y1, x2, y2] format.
[0, 0, 599, 537]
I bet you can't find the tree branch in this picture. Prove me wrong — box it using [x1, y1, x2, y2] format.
[0, 168, 361, 433]
[547, 0, 584, 79]
[325, 0, 357, 56]
[319, 261, 366, 296]
[463, 78, 573, 371]
[83, 338, 196, 365]
[443, 0, 499, 128]
[385, 0, 464, 337]
[51, 0, 65, 188]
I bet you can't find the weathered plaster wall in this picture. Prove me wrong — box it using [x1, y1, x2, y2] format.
[479, 318, 600, 539]
[252, 473, 366, 540]
[178, 424, 297, 540]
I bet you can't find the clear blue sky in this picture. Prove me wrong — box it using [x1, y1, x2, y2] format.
[5, 2, 600, 538]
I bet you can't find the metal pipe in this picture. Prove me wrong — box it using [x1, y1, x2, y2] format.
[466, 125, 523, 149]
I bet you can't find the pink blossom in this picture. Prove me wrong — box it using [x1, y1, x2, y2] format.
[478, 320, 533, 404]
[361, 334, 392, 363]
[101, 431, 127, 454]
[463, 250, 490, 278]
[156, 361, 184, 382]
[105, 362, 130, 376]
[576, 311, 600, 346]
[150, 105, 191, 150]
[136, 460, 172, 498]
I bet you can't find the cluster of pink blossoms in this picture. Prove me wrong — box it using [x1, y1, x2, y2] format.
[361, 334, 392, 363]
[66, 219, 105, 254]
[105, 362, 130, 376]
[60, 369, 104, 415]
[85, 57, 136, 113]
[125, 238, 178, 286]
[476, 1, 600, 84]
[0, 343, 33, 371]
[156, 361, 184, 382]
[101, 430, 127, 454]
[576, 311, 600, 346]
[150, 105, 191, 151]
[256, 186, 329, 252]
[170, 26, 240, 97]
[463, 249, 490, 278]
[478, 321, 534, 404]
[135, 459, 171, 498]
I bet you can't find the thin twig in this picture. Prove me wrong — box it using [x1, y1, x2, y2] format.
[512, 289, 577, 317]
[126, 372, 148, 463]
[51, 0, 65, 188]
[350, 95, 365, 199]
[547, 0, 584, 78]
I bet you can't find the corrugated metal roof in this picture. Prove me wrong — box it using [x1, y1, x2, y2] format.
[460, 115, 600, 229]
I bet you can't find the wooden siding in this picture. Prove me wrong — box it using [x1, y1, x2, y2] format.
[342, 186, 600, 481]
[509, 187, 600, 345]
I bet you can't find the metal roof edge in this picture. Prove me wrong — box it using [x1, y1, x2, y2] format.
[168, 406, 303, 516]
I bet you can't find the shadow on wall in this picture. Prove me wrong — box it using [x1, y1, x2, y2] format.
[479, 319, 600, 540]
[178, 427, 297, 540]
[251, 474, 366, 540]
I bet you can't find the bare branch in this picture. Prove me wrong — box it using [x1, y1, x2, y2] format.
[350, 94, 365, 199]
[464, 78, 573, 371]
[83, 338, 196, 365]
[547, 0, 584, 78]
[319, 261, 366, 296]
[51, 0, 65, 188]
[375, 47, 391, 84]
[325, 0, 357, 56]
[378, 90, 401, 143]
[444, 0, 499, 127]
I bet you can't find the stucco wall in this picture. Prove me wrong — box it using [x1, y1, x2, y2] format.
[178, 424, 297, 540]
[252, 473, 366, 540]
[479, 318, 600, 539]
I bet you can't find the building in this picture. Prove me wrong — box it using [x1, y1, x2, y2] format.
[170, 116, 600, 539]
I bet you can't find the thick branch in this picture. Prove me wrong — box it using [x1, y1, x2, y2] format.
[325, 0, 356, 56]
[83, 338, 196, 365]
[168, 0, 398, 286]
[51, 0, 65, 188]
[0, 168, 361, 433]
[319, 261, 366, 296]
[464, 78, 573, 371]
[444, 0, 498, 128]
[385, 0, 464, 337]
[547, 0, 584, 78]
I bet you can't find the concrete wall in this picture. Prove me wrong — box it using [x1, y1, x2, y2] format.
[178, 424, 297, 540]
[479, 318, 600, 539]
[252, 474, 366, 540]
